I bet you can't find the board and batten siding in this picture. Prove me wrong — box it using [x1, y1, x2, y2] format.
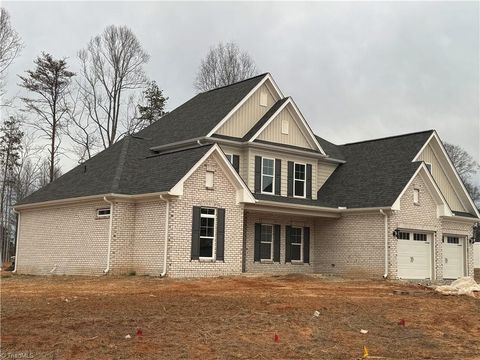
[317, 161, 338, 190]
[257, 105, 316, 150]
[246, 148, 318, 200]
[417, 144, 466, 212]
[216, 83, 280, 138]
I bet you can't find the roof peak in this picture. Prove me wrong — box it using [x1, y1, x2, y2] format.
[202, 73, 269, 93]
[342, 129, 435, 146]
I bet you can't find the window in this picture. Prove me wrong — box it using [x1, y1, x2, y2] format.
[205, 171, 214, 189]
[199, 208, 216, 259]
[290, 227, 303, 261]
[281, 119, 289, 135]
[446, 236, 460, 244]
[225, 154, 233, 164]
[96, 208, 110, 218]
[413, 233, 427, 241]
[261, 158, 275, 194]
[413, 189, 419, 204]
[398, 231, 410, 240]
[294, 163, 306, 197]
[425, 162, 432, 173]
[260, 224, 273, 261]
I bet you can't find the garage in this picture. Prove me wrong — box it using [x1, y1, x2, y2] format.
[397, 231, 432, 279]
[474, 243, 480, 269]
[442, 235, 465, 279]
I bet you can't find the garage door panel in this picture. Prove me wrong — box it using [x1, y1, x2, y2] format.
[397, 232, 432, 279]
[443, 236, 464, 279]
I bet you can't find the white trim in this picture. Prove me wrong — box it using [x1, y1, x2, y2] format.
[413, 131, 480, 218]
[260, 157, 275, 195]
[206, 74, 283, 137]
[293, 162, 307, 198]
[170, 144, 256, 204]
[199, 207, 217, 261]
[247, 97, 326, 155]
[391, 163, 452, 217]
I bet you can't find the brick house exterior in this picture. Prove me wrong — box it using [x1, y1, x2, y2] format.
[14, 73, 479, 280]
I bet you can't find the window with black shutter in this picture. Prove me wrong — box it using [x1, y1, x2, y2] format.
[191, 207, 225, 261]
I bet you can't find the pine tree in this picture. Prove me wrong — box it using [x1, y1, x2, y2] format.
[0, 116, 23, 262]
[137, 81, 168, 125]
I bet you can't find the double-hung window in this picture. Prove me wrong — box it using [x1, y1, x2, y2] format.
[260, 224, 274, 261]
[261, 158, 275, 194]
[199, 208, 216, 259]
[290, 227, 303, 261]
[294, 163, 306, 197]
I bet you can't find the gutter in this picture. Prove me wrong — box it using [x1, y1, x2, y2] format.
[159, 195, 170, 277]
[103, 196, 114, 274]
[12, 208, 20, 273]
[379, 209, 389, 279]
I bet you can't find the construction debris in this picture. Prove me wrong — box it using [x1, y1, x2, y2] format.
[434, 277, 480, 297]
[360, 329, 368, 334]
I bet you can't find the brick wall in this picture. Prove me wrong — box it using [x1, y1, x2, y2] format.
[167, 153, 245, 278]
[16, 201, 110, 275]
[244, 212, 315, 274]
[314, 213, 385, 278]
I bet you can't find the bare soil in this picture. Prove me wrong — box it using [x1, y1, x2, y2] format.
[1, 273, 479, 359]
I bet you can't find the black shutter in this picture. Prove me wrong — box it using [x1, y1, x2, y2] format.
[273, 224, 281, 262]
[306, 164, 312, 199]
[303, 227, 310, 264]
[285, 225, 292, 262]
[254, 223, 261, 262]
[191, 206, 201, 260]
[254, 156, 262, 193]
[232, 155, 240, 173]
[287, 161, 294, 197]
[216, 208, 225, 261]
[274, 159, 281, 195]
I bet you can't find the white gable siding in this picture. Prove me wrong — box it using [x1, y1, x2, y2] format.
[317, 162, 338, 190]
[256, 106, 316, 150]
[216, 83, 280, 138]
[417, 144, 466, 212]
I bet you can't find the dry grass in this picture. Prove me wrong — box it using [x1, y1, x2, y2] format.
[1, 274, 479, 359]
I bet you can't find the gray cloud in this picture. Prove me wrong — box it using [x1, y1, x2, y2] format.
[3, 1, 479, 183]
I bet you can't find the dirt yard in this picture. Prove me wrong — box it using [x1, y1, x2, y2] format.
[1, 274, 479, 359]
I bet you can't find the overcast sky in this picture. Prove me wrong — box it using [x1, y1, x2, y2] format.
[3, 1, 480, 183]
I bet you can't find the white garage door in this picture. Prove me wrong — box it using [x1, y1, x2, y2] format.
[442, 236, 465, 279]
[397, 231, 432, 279]
[474, 243, 480, 269]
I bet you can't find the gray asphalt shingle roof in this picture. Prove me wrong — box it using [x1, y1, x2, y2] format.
[316, 130, 434, 208]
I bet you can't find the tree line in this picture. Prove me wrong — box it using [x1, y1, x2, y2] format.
[1, 7, 479, 265]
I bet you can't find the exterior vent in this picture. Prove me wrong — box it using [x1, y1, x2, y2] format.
[259, 91, 268, 107]
[281, 119, 289, 135]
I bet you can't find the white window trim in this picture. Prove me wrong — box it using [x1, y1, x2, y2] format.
[260, 224, 274, 261]
[293, 162, 306, 198]
[290, 226, 304, 262]
[199, 208, 216, 261]
[225, 153, 233, 164]
[261, 157, 275, 195]
[413, 188, 420, 205]
[96, 208, 111, 218]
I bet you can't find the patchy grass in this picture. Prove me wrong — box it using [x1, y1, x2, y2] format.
[1, 274, 479, 359]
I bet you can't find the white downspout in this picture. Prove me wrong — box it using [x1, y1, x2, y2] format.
[380, 209, 388, 279]
[159, 195, 170, 277]
[12, 209, 20, 273]
[103, 196, 114, 274]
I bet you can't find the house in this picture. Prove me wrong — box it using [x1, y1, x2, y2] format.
[14, 73, 479, 280]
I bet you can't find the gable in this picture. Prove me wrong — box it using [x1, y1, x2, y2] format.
[216, 81, 281, 138]
[414, 132, 477, 216]
[256, 104, 317, 150]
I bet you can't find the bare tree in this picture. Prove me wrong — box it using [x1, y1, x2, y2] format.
[18, 53, 75, 183]
[194, 42, 257, 92]
[77, 25, 150, 150]
[0, 8, 23, 98]
[444, 142, 480, 206]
